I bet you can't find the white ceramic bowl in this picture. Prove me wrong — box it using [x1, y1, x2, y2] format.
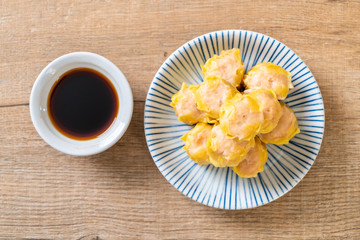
[30, 52, 133, 156]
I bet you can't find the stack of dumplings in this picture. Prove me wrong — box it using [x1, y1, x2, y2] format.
[170, 48, 300, 178]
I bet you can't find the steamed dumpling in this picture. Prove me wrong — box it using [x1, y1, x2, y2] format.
[232, 137, 268, 178]
[181, 123, 212, 165]
[195, 76, 238, 120]
[246, 88, 282, 134]
[202, 48, 245, 88]
[219, 93, 264, 141]
[259, 103, 300, 145]
[244, 62, 293, 100]
[170, 83, 208, 125]
[207, 124, 255, 167]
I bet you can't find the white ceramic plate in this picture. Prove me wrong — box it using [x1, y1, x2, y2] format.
[144, 30, 324, 209]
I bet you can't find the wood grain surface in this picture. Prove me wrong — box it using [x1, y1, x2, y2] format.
[0, 0, 359, 239]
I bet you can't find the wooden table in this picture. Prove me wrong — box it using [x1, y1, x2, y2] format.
[1, 0, 359, 239]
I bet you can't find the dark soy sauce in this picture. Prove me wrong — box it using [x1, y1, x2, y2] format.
[48, 68, 118, 140]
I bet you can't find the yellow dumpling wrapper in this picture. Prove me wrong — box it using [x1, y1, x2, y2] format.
[181, 123, 213, 165]
[195, 76, 238, 120]
[170, 83, 209, 125]
[201, 48, 245, 88]
[232, 137, 268, 178]
[244, 62, 293, 100]
[259, 103, 300, 145]
[246, 88, 282, 134]
[219, 93, 264, 141]
[207, 124, 255, 167]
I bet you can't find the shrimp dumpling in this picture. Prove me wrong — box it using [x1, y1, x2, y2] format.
[259, 103, 300, 145]
[244, 62, 293, 100]
[207, 124, 255, 167]
[219, 93, 264, 141]
[247, 89, 282, 134]
[170, 83, 208, 125]
[181, 123, 213, 165]
[232, 137, 268, 178]
[202, 48, 245, 88]
[195, 76, 238, 120]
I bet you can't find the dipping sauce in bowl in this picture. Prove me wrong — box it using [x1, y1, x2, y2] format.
[48, 68, 119, 140]
[30, 52, 133, 156]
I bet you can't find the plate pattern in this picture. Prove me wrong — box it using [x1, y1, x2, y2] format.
[144, 30, 324, 209]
